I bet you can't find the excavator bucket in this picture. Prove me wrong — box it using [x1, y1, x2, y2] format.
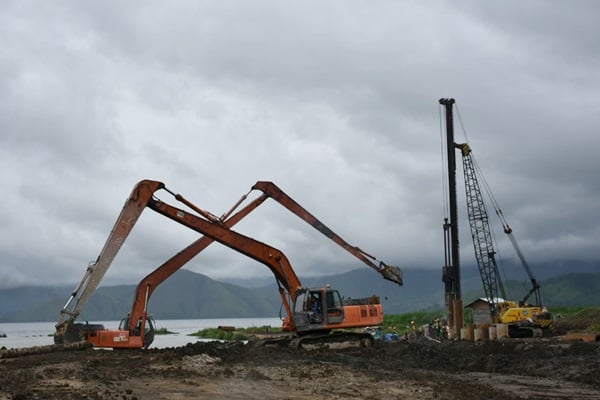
[381, 263, 403, 285]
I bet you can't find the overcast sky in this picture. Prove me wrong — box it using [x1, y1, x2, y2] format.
[1, 1, 598, 289]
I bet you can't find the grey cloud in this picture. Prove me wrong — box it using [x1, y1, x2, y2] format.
[0, 1, 598, 289]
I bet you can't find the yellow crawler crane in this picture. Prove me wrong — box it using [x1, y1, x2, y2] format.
[458, 143, 553, 337]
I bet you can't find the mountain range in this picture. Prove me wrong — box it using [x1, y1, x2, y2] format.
[0, 259, 598, 323]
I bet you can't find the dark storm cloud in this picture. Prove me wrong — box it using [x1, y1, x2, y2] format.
[0, 1, 598, 288]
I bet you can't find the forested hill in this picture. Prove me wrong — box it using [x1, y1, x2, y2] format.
[0, 262, 598, 322]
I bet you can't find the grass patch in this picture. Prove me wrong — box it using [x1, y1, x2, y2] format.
[587, 322, 600, 332]
[551, 306, 590, 318]
[189, 325, 281, 340]
[155, 327, 178, 335]
[243, 326, 282, 334]
[538, 306, 600, 333]
[189, 327, 252, 341]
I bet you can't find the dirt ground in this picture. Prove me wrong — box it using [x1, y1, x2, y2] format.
[1, 335, 599, 400]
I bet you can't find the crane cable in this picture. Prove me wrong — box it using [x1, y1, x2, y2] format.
[455, 105, 505, 229]
[454, 104, 513, 300]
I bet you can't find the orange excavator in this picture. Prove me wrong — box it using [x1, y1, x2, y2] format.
[55, 180, 402, 348]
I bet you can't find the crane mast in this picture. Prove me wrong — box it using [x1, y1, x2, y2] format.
[458, 143, 507, 319]
[440, 98, 552, 336]
[440, 97, 464, 337]
[457, 144, 552, 334]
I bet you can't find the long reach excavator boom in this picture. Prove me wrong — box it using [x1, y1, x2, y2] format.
[251, 182, 402, 284]
[56, 180, 402, 348]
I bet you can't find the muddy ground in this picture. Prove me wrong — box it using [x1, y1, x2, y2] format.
[1, 336, 599, 400]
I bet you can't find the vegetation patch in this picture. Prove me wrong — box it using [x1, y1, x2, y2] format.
[189, 325, 281, 341]
[554, 307, 600, 333]
[155, 327, 178, 335]
[189, 327, 252, 341]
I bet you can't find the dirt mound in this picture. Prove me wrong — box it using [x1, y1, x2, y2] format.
[1, 338, 599, 399]
[555, 308, 600, 333]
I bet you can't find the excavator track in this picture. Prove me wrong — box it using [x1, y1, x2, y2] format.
[292, 331, 375, 348]
[254, 331, 374, 349]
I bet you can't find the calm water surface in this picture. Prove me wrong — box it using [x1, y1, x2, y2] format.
[0, 318, 282, 349]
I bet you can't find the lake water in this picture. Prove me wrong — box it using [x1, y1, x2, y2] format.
[0, 317, 282, 349]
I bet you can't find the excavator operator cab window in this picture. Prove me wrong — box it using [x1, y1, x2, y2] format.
[294, 291, 308, 314]
[118, 316, 130, 331]
[325, 289, 344, 323]
[326, 290, 342, 309]
[307, 291, 323, 323]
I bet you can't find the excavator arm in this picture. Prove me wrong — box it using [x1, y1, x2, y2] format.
[126, 192, 270, 335]
[249, 181, 402, 285]
[56, 180, 305, 341]
[143, 188, 386, 334]
[55, 180, 165, 340]
[57, 179, 399, 346]
[126, 181, 401, 338]
[145, 194, 303, 330]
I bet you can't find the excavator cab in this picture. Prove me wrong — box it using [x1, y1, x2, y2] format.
[292, 288, 345, 331]
[117, 315, 156, 348]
